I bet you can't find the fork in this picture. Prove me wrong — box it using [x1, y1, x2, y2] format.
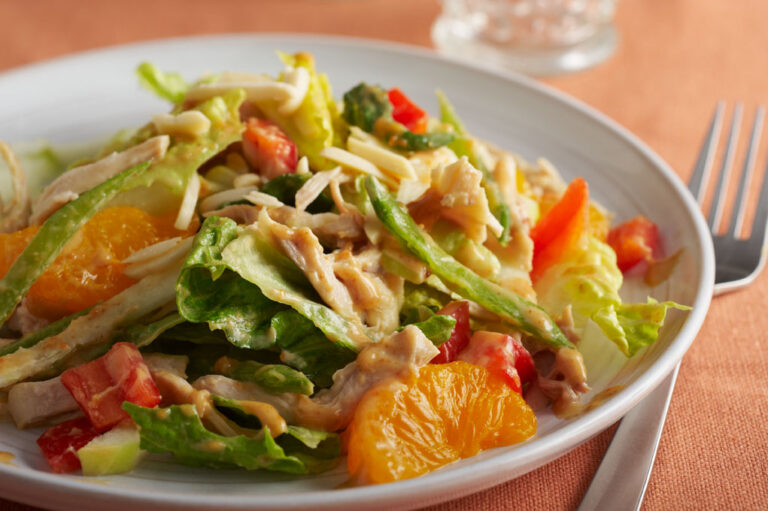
[577, 102, 768, 511]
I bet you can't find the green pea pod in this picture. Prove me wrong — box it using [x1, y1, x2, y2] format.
[0, 162, 151, 328]
[365, 176, 573, 349]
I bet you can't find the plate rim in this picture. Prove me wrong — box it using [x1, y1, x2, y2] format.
[0, 32, 715, 510]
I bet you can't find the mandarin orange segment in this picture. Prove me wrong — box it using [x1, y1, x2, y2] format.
[346, 361, 536, 484]
[0, 206, 197, 321]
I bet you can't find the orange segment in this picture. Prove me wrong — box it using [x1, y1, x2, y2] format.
[0, 206, 197, 321]
[346, 361, 536, 484]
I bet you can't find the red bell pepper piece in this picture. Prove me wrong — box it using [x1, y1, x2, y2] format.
[457, 331, 536, 394]
[61, 342, 161, 432]
[388, 88, 428, 134]
[242, 118, 298, 180]
[430, 301, 471, 364]
[607, 215, 659, 272]
[37, 417, 100, 473]
[530, 177, 589, 282]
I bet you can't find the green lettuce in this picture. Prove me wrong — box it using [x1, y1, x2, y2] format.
[136, 62, 190, 104]
[138, 88, 246, 194]
[535, 236, 689, 357]
[401, 314, 456, 346]
[220, 227, 371, 350]
[270, 310, 356, 389]
[123, 403, 308, 474]
[176, 217, 359, 385]
[216, 358, 314, 396]
[211, 396, 341, 473]
[176, 217, 286, 349]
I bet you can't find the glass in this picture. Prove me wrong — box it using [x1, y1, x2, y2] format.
[432, 0, 619, 76]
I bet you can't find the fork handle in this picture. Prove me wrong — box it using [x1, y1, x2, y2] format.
[576, 364, 681, 511]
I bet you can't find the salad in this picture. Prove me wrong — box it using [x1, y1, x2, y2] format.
[0, 52, 686, 484]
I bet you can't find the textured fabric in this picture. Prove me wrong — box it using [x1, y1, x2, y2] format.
[0, 0, 766, 510]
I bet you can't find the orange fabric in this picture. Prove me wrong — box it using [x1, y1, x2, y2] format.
[0, 0, 767, 509]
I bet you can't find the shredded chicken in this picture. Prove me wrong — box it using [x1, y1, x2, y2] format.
[29, 136, 170, 224]
[410, 157, 502, 243]
[538, 347, 590, 417]
[143, 354, 189, 378]
[0, 142, 30, 233]
[258, 209, 400, 336]
[484, 153, 536, 299]
[193, 375, 298, 424]
[260, 210, 359, 323]
[204, 203, 366, 249]
[331, 247, 403, 335]
[0, 266, 179, 389]
[195, 325, 438, 432]
[204, 204, 261, 225]
[152, 369, 259, 437]
[7, 376, 79, 428]
[269, 206, 365, 248]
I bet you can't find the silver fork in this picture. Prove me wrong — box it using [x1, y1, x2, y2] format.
[578, 102, 768, 511]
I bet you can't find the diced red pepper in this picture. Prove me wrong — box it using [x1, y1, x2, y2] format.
[530, 177, 589, 282]
[61, 343, 161, 432]
[37, 417, 100, 473]
[430, 301, 471, 364]
[457, 331, 536, 394]
[607, 215, 660, 272]
[388, 88, 428, 134]
[242, 118, 298, 180]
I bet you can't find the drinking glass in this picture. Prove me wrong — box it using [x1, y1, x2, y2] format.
[432, 0, 619, 76]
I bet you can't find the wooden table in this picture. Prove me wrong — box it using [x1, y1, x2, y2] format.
[1, 0, 766, 509]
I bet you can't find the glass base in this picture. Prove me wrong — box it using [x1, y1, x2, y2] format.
[431, 16, 618, 77]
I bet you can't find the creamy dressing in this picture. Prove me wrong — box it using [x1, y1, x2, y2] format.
[238, 401, 287, 436]
[0, 451, 15, 466]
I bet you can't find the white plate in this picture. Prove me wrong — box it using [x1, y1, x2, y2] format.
[0, 34, 714, 511]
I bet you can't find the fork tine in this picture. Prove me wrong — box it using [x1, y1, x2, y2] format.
[750, 138, 768, 247]
[727, 106, 765, 236]
[689, 102, 725, 202]
[708, 103, 743, 230]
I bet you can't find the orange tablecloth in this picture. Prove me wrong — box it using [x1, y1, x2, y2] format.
[1, 0, 767, 509]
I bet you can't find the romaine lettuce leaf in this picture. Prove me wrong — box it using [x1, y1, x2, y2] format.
[270, 310, 356, 388]
[176, 217, 360, 385]
[123, 402, 307, 474]
[535, 236, 689, 356]
[216, 357, 314, 396]
[401, 314, 456, 346]
[138, 88, 246, 194]
[176, 216, 286, 349]
[136, 62, 190, 104]
[221, 228, 371, 350]
[211, 397, 341, 473]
